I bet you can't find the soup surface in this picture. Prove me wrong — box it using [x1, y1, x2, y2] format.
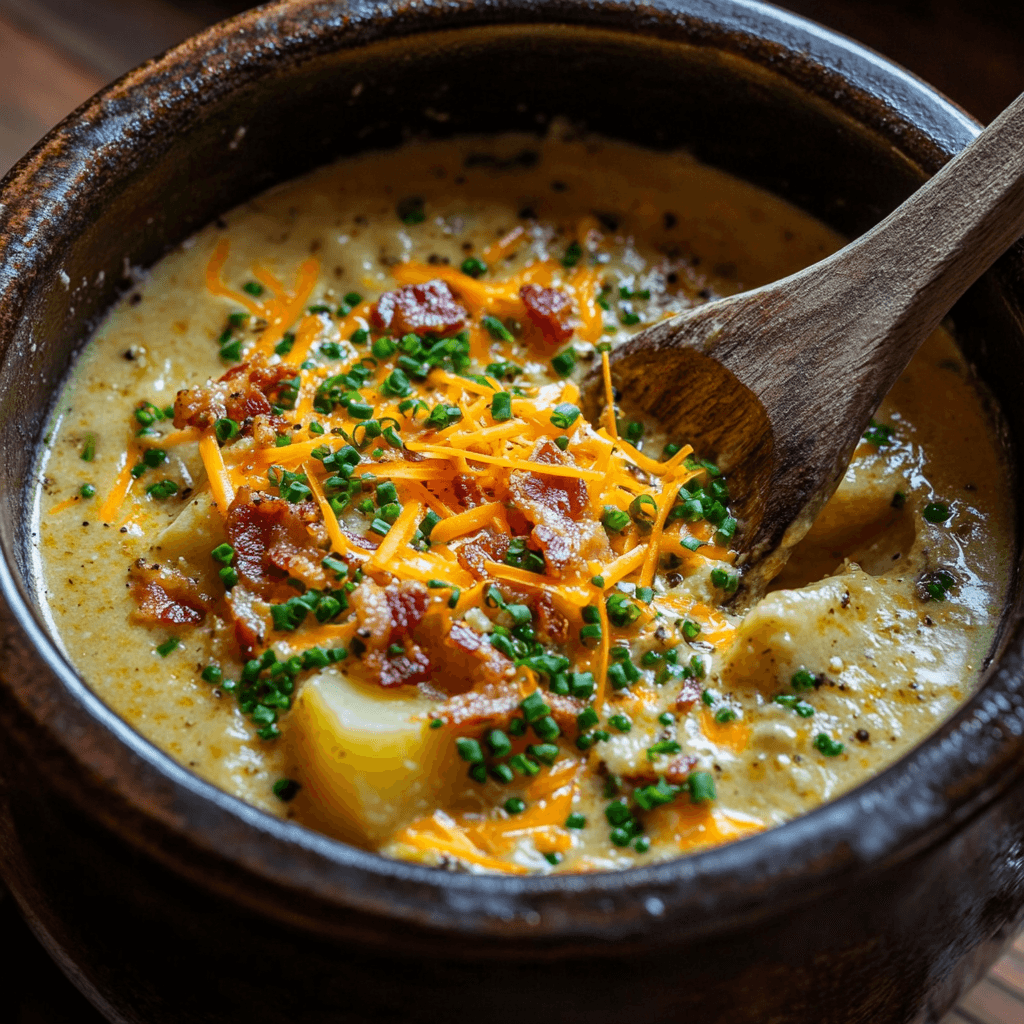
[33, 130, 1014, 874]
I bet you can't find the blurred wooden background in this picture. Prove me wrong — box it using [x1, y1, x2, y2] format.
[2, 0, 1024, 1021]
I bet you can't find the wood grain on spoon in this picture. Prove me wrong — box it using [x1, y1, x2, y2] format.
[582, 91, 1024, 600]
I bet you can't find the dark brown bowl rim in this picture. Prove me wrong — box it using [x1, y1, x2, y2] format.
[2, 0, 1022, 948]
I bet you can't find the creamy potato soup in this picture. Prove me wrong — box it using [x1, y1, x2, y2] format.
[33, 130, 1013, 874]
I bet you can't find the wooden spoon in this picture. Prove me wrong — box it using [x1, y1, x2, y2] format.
[581, 91, 1024, 601]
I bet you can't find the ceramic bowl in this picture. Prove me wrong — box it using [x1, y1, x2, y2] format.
[1, 2, 1023, 1021]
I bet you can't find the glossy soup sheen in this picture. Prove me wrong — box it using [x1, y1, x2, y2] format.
[33, 129, 1014, 874]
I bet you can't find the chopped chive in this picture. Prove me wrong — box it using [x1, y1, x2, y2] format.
[561, 241, 582, 268]
[528, 743, 559, 765]
[629, 493, 657, 526]
[520, 690, 550, 723]
[481, 316, 514, 342]
[565, 812, 586, 829]
[486, 729, 512, 758]
[687, 770, 716, 803]
[455, 737, 484, 763]
[491, 391, 512, 421]
[508, 752, 539, 776]
[397, 196, 425, 225]
[709, 567, 739, 593]
[550, 402, 580, 429]
[647, 739, 681, 759]
[791, 668, 817, 692]
[272, 778, 300, 802]
[461, 256, 487, 278]
[156, 637, 180, 657]
[601, 506, 630, 532]
[242, 281, 264, 297]
[371, 336, 397, 359]
[214, 418, 240, 443]
[79, 483, 96, 498]
[551, 348, 576, 377]
[923, 501, 951, 523]
[146, 479, 179, 499]
[504, 797, 526, 815]
[814, 733, 845, 757]
[219, 340, 242, 362]
[81, 435, 96, 462]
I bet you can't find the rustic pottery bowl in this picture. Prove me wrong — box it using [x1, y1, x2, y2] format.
[1, 1, 1023, 1022]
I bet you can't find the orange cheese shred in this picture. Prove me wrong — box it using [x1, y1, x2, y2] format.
[304, 460, 354, 557]
[406, 444, 605, 481]
[98, 449, 136, 524]
[429, 501, 508, 545]
[600, 544, 647, 589]
[601, 349, 617, 439]
[204, 239, 265, 317]
[639, 479, 683, 589]
[199, 432, 235, 514]
[595, 587, 611, 709]
[482, 225, 525, 263]
[49, 495, 81, 516]
[369, 500, 423, 572]
[250, 257, 321, 358]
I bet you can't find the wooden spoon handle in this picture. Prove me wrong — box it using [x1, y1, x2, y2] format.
[807, 89, 1024, 385]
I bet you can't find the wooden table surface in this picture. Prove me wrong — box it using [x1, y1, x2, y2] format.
[2, 1, 1024, 1021]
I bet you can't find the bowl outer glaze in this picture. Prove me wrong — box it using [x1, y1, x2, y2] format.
[2, 1, 1024, 1021]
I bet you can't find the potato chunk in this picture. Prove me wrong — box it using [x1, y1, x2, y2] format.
[288, 669, 463, 847]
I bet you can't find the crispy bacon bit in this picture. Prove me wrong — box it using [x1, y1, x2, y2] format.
[368, 646, 433, 688]
[436, 683, 519, 731]
[452, 473, 484, 510]
[226, 585, 270, 656]
[174, 356, 294, 434]
[445, 622, 514, 687]
[622, 753, 697, 787]
[435, 623, 517, 726]
[371, 280, 468, 336]
[519, 439, 588, 521]
[225, 487, 328, 596]
[663, 754, 699, 785]
[535, 593, 570, 645]
[509, 439, 611, 576]
[547, 693, 587, 732]
[520, 284, 574, 345]
[675, 677, 702, 713]
[456, 527, 511, 576]
[351, 579, 433, 688]
[128, 560, 209, 626]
